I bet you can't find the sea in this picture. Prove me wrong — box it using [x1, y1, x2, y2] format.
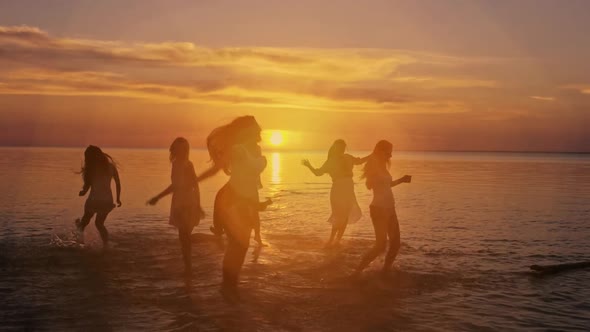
[1, 147, 589, 331]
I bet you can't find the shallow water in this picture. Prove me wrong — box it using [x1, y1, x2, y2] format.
[1, 147, 590, 331]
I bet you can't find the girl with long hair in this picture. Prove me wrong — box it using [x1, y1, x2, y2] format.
[302, 139, 367, 248]
[354, 140, 411, 275]
[197, 115, 267, 301]
[148, 137, 203, 278]
[76, 145, 122, 249]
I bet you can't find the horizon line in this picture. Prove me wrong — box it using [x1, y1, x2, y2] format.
[0, 144, 588, 155]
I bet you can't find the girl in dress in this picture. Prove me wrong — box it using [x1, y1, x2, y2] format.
[302, 139, 367, 248]
[148, 138, 203, 278]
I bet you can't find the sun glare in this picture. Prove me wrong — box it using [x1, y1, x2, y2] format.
[269, 131, 284, 146]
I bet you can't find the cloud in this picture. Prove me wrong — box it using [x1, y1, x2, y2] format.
[0, 25, 50, 45]
[562, 84, 590, 95]
[1, 25, 584, 116]
[529, 96, 555, 101]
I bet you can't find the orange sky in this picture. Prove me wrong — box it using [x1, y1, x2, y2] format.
[0, 1, 589, 152]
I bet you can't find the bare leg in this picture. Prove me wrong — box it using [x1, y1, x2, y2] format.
[382, 211, 400, 272]
[326, 225, 338, 248]
[94, 212, 110, 248]
[253, 211, 264, 245]
[222, 231, 249, 301]
[76, 209, 95, 232]
[211, 185, 228, 236]
[253, 223, 267, 246]
[178, 224, 192, 277]
[75, 207, 95, 243]
[333, 219, 348, 245]
[354, 215, 387, 274]
[255, 198, 272, 247]
[221, 206, 252, 302]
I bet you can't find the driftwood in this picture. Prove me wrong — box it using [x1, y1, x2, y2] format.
[530, 261, 590, 275]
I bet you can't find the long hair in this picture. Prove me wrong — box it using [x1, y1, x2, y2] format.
[324, 139, 347, 174]
[206, 115, 261, 174]
[327, 139, 346, 160]
[169, 137, 190, 162]
[80, 145, 117, 188]
[362, 140, 392, 189]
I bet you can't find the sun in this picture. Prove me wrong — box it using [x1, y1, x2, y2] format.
[269, 131, 284, 146]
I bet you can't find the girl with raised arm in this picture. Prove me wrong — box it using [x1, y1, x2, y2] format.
[76, 145, 122, 249]
[354, 140, 411, 275]
[147, 137, 203, 279]
[302, 139, 367, 248]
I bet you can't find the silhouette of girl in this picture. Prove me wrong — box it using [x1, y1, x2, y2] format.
[147, 137, 203, 278]
[75, 145, 121, 249]
[197, 116, 267, 301]
[209, 142, 271, 245]
[302, 139, 367, 248]
[354, 140, 411, 275]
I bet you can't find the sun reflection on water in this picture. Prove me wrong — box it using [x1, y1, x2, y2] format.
[271, 152, 281, 184]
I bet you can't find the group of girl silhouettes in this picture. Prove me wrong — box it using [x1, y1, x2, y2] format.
[76, 115, 411, 302]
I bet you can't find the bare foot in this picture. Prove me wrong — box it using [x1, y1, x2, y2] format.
[254, 237, 268, 247]
[210, 226, 223, 236]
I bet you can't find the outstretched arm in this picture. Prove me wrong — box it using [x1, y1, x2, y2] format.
[147, 185, 173, 205]
[113, 167, 122, 206]
[197, 164, 221, 182]
[391, 175, 412, 187]
[301, 159, 326, 176]
[351, 154, 371, 165]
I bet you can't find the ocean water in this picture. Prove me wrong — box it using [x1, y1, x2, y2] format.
[1, 147, 590, 331]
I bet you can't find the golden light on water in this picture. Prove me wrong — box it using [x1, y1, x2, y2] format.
[271, 152, 281, 184]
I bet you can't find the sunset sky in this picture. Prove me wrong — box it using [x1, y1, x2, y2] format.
[0, 0, 589, 152]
